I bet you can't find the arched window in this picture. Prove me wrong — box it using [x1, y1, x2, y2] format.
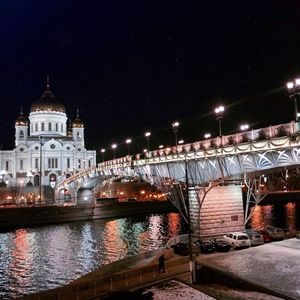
[41, 123, 45, 131]
[35, 123, 38, 131]
[56, 123, 58, 131]
[77, 132, 81, 139]
[49, 123, 52, 131]
[19, 130, 24, 138]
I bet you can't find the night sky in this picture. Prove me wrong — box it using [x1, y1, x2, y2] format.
[1, 1, 300, 160]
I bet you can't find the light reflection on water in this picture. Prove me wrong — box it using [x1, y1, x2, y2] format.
[249, 200, 300, 231]
[0, 213, 184, 300]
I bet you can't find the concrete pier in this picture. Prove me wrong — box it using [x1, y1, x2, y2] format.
[190, 185, 245, 236]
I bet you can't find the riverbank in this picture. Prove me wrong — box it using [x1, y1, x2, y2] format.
[0, 199, 176, 230]
[20, 238, 300, 300]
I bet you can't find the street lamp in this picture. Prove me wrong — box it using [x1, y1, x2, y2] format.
[172, 121, 180, 147]
[38, 136, 44, 205]
[159, 145, 164, 149]
[204, 133, 211, 139]
[145, 131, 151, 152]
[286, 78, 300, 121]
[178, 139, 184, 144]
[214, 105, 225, 137]
[125, 138, 132, 155]
[240, 124, 249, 131]
[100, 148, 105, 162]
[111, 144, 117, 159]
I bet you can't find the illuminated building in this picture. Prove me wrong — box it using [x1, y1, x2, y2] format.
[0, 79, 96, 193]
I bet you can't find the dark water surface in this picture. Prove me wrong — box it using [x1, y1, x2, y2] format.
[0, 213, 184, 299]
[248, 200, 300, 232]
[0, 200, 299, 299]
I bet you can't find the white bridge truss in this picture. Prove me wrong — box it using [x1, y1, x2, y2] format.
[56, 122, 300, 224]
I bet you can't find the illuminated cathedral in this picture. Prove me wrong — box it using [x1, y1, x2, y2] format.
[0, 79, 96, 200]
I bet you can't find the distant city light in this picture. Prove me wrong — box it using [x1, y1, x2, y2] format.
[178, 140, 184, 144]
[159, 145, 164, 149]
[204, 133, 211, 139]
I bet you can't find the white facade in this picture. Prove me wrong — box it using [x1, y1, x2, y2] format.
[0, 82, 96, 188]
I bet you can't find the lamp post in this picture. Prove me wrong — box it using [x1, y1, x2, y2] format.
[100, 148, 105, 162]
[185, 159, 194, 284]
[39, 136, 44, 205]
[111, 144, 117, 159]
[172, 121, 180, 147]
[214, 105, 225, 137]
[145, 131, 151, 152]
[286, 78, 300, 122]
[125, 138, 132, 155]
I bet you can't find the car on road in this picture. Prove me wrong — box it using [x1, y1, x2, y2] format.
[265, 225, 285, 240]
[224, 232, 251, 249]
[245, 229, 264, 246]
[210, 238, 231, 252]
[194, 239, 215, 253]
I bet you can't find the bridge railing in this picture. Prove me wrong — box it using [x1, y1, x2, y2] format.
[99, 121, 297, 168]
[57, 122, 298, 188]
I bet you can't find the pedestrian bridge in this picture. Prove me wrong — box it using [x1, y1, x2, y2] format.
[56, 121, 300, 235]
[57, 121, 300, 191]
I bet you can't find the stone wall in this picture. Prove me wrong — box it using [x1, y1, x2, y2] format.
[189, 185, 245, 237]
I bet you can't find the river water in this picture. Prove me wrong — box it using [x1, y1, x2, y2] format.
[0, 213, 185, 299]
[0, 200, 299, 299]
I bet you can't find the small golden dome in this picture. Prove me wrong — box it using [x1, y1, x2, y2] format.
[72, 109, 84, 128]
[15, 108, 29, 126]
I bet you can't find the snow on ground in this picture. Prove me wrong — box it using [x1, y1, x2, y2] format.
[141, 280, 215, 300]
[141, 280, 283, 300]
[197, 239, 300, 299]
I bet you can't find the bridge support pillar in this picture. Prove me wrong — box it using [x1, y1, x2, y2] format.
[189, 184, 245, 237]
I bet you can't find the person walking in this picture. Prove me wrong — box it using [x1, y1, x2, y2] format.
[158, 254, 166, 273]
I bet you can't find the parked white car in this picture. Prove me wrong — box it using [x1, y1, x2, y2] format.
[224, 232, 251, 249]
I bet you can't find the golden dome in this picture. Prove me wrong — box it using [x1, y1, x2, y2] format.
[15, 109, 29, 126]
[30, 80, 65, 113]
[72, 109, 84, 128]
